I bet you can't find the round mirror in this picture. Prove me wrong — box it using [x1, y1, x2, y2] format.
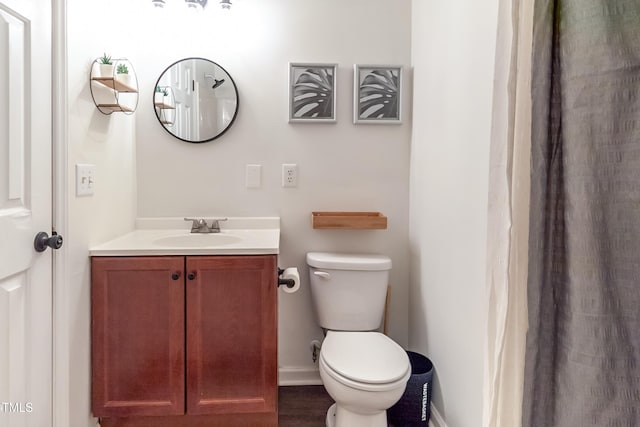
[154, 58, 239, 143]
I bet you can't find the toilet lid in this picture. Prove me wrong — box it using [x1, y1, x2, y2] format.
[321, 332, 410, 384]
[306, 252, 392, 271]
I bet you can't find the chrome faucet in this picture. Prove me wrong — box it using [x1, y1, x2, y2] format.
[184, 217, 228, 233]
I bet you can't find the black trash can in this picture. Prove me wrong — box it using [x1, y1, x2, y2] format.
[388, 351, 434, 427]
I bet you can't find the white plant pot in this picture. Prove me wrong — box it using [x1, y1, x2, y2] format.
[116, 73, 134, 89]
[154, 92, 164, 105]
[163, 95, 174, 108]
[98, 64, 114, 78]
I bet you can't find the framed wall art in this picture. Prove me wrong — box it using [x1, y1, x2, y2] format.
[289, 63, 337, 123]
[354, 65, 402, 124]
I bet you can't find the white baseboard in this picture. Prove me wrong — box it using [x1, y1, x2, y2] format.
[278, 366, 322, 386]
[429, 404, 447, 427]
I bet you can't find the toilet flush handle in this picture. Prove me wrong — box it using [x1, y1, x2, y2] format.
[313, 271, 331, 280]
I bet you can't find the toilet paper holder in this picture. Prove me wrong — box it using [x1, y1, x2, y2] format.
[277, 267, 296, 288]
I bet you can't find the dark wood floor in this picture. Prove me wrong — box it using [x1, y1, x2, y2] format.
[278, 386, 400, 427]
[278, 386, 334, 427]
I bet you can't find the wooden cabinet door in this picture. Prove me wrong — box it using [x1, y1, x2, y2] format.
[91, 257, 185, 417]
[186, 255, 277, 415]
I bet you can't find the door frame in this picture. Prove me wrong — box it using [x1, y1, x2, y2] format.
[52, 0, 69, 426]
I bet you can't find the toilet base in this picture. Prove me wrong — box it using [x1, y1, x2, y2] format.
[325, 402, 388, 427]
[326, 403, 336, 427]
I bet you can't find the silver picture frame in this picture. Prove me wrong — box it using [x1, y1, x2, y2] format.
[289, 63, 337, 123]
[354, 65, 402, 124]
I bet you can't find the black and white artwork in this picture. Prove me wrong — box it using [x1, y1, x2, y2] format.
[289, 63, 337, 123]
[354, 65, 402, 124]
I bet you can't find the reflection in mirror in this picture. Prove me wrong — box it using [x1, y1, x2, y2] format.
[154, 58, 239, 143]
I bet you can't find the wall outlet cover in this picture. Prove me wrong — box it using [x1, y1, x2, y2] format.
[282, 164, 298, 188]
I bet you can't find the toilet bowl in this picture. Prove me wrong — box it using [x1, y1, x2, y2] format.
[306, 252, 411, 427]
[318, 331, 411, 427]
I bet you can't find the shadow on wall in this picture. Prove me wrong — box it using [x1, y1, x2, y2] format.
[407, 240, 446, 420]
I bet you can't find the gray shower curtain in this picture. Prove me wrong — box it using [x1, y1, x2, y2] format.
[522, 1, 640, 426]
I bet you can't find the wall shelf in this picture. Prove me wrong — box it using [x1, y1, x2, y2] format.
[154, 85, 175, 126]
[311, 212, 388, 230]
[90, 58, 138, 115]
[154, 101, 176, 110]
[95, 104, 136, 113]
[91, 77, 137, 93]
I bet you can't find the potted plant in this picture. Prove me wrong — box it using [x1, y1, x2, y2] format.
[154, 86, 165, 105]
[155, 86, 174, 108]
[115, 62, 133, 88]
[162, 87, 174, 108]
[97, 53, 113, 78]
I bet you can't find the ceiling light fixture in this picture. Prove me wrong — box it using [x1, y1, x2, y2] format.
[151, 0, 231, 10]
[184, 0, 208, 10]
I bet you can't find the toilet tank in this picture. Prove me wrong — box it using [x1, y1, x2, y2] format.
[306, 252, 392, 331]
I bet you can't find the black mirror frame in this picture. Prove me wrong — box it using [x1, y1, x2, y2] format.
[153, 57, 239, 144]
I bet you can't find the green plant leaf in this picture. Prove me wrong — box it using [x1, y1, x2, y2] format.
[358, 69, 399, 119]
[99, 53, 112, 65]
[292, 68, 334, 119]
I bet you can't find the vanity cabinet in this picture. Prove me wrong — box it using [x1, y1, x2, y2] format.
[91, 255, 278, 426]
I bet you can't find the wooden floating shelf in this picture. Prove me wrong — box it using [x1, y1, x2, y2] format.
[92, 77, 137, 93]
[97, 104, 135, 113]
[311, 212, 387, 230]
[154, 102, 176, 110]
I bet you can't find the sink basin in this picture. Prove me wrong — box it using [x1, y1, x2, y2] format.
[153, 233, 243, 248]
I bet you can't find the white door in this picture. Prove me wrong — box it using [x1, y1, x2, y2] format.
[0, 0, 53, 426]
[171, 59, 200, 141]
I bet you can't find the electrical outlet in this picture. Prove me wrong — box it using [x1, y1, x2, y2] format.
[282, 164, 298, 187]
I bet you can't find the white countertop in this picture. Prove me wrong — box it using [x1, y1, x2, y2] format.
[89, 217, 280, 256]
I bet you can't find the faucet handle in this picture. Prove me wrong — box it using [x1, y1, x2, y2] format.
[208, 217, 228, 232]
[184, 217, 207, 231]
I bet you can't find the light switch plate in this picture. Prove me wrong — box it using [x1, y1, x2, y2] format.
[76, 163, 95, 196]
[245, 164, 262, 188]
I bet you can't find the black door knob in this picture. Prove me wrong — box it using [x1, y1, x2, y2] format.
[187, 272, 196, 280]
[34, 231, 63, 253]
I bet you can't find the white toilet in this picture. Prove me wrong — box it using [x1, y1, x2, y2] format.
[307, 252, 411, 427]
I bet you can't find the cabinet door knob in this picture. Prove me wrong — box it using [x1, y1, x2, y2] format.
[172, 272, 181, 280]
[188, 272, 196, 280]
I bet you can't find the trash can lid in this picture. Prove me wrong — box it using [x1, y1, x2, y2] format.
[321, 331, 410, 384]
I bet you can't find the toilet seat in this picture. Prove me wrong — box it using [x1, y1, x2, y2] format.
[320, 331, 410, 392]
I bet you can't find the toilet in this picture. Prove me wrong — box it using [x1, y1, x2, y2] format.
[307, 252, 411, 427]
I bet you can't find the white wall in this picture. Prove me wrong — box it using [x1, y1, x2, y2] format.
[409, 1, 498, 426]
[133, 0, 412, 380]
[66, 0, 138, 425]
